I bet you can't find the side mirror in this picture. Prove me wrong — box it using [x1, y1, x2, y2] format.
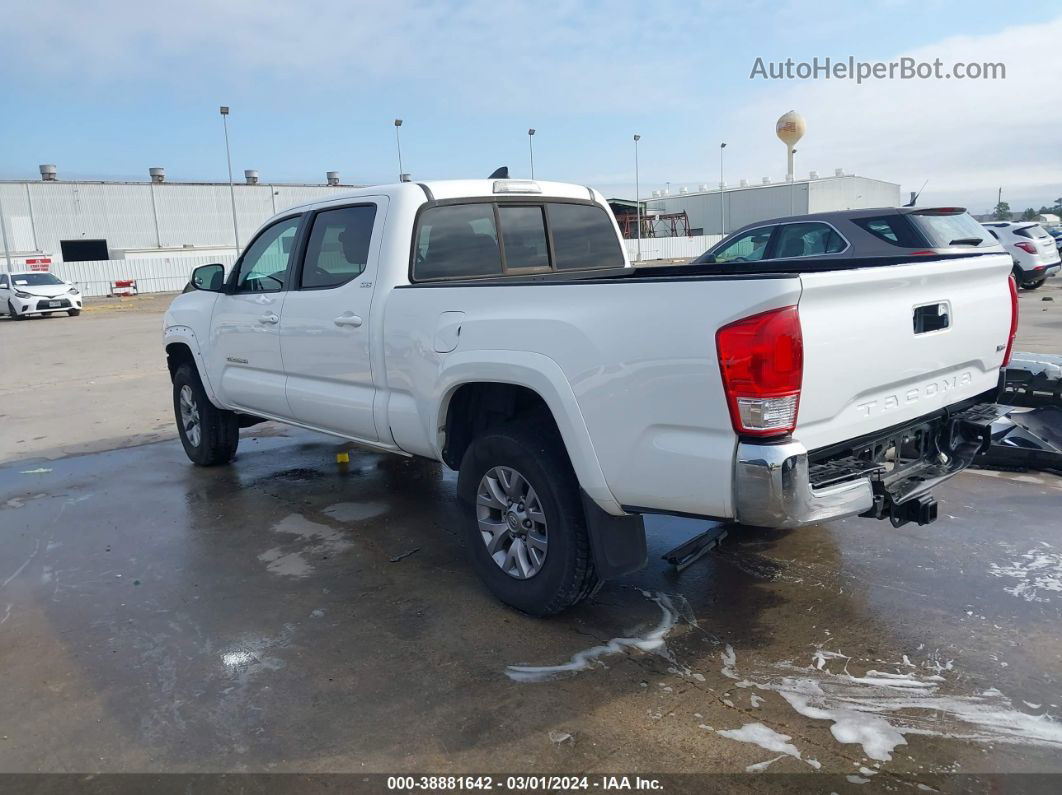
[696, 254, 716, 264]
[190, 263, 226, 292]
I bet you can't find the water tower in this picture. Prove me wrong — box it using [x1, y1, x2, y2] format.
[775, 110, 805, 182]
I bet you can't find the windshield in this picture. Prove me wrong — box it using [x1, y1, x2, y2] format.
[11, 273, 64, 286]
[910, 211, 994, 248]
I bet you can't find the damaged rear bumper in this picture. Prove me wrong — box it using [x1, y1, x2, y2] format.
[734, 400, 1003, 529]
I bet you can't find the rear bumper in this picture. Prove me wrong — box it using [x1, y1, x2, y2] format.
[734, 441, 874, 528]
[733, 402, 1002, 529]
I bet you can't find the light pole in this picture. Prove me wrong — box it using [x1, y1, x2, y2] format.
[394, 119, 404, 180]
[633, 134, 641, 263]
[0, 189, 12, 273]
[528, 128, 536, 179]
[719, 142, 727, 236]
[219, 106, 240, 249]
[790, 148, 797, 215]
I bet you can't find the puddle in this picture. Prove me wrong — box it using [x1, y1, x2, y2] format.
[322, 501, 388, 523]
[258, 514, 354, 578]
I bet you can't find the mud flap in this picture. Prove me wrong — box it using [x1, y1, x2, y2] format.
[580, 491, 647, 579]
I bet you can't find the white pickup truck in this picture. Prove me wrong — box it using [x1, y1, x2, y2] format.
[163, 178, 1017, 614]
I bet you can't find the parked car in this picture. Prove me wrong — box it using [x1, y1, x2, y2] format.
[981, 222, 1062, 289]
[1046, 227, 1062, 253]
[694, 207, 1002, 267]
[163, 178, 1013, 615]
[0, 271, 82, 319]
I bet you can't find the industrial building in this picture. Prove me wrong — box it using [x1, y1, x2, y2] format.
[0, 165, 360, 266]
[624, 171, 901, 238]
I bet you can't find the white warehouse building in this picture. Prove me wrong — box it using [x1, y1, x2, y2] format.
[645, 171, 901, 237]
[0, 166, 360, 267]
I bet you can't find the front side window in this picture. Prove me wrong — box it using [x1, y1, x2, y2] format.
[236, 216, 301, 293]
[301, 205, 377, 289]
[712, 227, 772, 263]
[0, 275, 8, 289]
[548, 203, 625, 270]
[415, 203, 502, 280]
[773, 223, 846, 258]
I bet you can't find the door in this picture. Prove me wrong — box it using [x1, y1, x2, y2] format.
[0, 273, 10, 313]
[280, 200, 385, 441]
[208, 214, 303, 418]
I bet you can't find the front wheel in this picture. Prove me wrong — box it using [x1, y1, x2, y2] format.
[8, 301, 26, 320]
[460, 420, 597, 616]
[68, 308, 81, 316]
[1022, 279, 1046, 290]
[172, 363, 239, 466]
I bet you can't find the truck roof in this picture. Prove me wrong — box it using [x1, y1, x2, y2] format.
[284, 179, 599, 213]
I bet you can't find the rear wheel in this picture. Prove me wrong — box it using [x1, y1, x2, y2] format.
[1023, 279, 1046, 290]
[460, 420, 597, 616]
[172, 363, 239, 466]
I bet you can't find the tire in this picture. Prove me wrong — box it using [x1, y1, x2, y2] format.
[172, 363, 239, 466]
[459, 419, 597, 616]
[1023, 279, 1045, 290]
[68, 309, 81, 317]
[9, 301, 26, 321]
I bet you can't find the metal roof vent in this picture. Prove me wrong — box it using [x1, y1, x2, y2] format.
[149, 167, 166, 183]
[651, 190, 661, 198]
[809, 170, 819, 179]
[762, 177, 771, 184]
[244, 169, 259, 185]
[698, 184, 708, 192]
[679, 186, 689, 194]
[326, 171, 340, 186]
[739, 179, 749, 187]
[39, 164, 57, 181]
[834, 168, 845, 177]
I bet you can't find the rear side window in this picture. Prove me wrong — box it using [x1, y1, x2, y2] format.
[301, 205, 377, 289]
[548, 203, 625, 270]
[910, 212, 993, 247]
[853, 215, 922, 248]
[415, 204, 502, 280]
[772, 222, 846, 258]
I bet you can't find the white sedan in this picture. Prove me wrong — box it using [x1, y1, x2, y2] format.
[0, 272, 83, 319]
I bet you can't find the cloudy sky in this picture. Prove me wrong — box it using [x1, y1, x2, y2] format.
[2, 0, 1058, 214]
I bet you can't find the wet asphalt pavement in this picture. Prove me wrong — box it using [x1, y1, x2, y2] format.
[1, 426, 1062, 789]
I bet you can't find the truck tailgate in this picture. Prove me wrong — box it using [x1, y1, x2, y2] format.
[796, 253, 1012, 452]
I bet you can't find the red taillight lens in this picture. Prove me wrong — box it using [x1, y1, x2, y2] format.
[1003, 275, 1018, 367]
[1015, 241, 1037, 255]
[716, 306, 803, 437]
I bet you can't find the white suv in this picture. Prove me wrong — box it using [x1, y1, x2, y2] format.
[981, 222, 1061, 290]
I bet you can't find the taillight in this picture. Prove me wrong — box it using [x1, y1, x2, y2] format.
[1003, 275, 1018, 367]
[716, 306, 803, 437]
[1015, 241, 1037, 255]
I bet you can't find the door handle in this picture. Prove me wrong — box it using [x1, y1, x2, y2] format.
[258, 313, 279, 325]
[334, 313, 364, 328]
